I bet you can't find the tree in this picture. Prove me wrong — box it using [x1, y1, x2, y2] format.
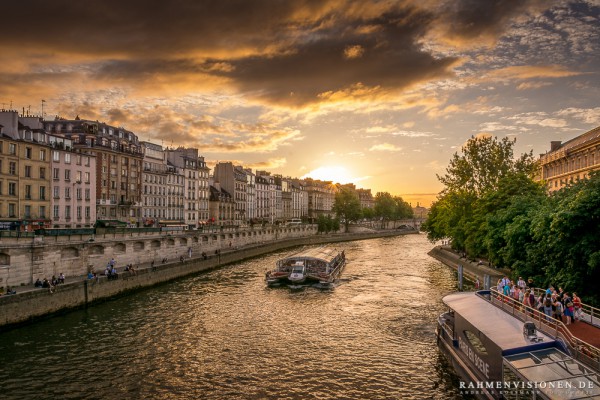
[424, 135, 537, 249]
[362, 207, 375, 220]
[333, 187, 362, 232]
[393, 196, 413, 220]
[374, 192, 396, 228]
[437, 135, 537, 196]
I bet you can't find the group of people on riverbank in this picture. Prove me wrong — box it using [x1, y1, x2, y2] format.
[33, 273, 65, 293]
[496, 276, 583, 325]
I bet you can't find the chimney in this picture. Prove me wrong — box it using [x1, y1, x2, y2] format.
[550, 141, 562, 152]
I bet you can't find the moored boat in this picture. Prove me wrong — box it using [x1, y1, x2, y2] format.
[437, 290, 600, 399]
[265, 246, 346, 287]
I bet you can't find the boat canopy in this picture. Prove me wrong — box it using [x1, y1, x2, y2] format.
[280, 247, 340, 264]
[504, 348, 600, 399]
[443, 292, 554, 352]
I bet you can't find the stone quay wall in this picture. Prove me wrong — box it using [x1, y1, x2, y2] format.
[0, 229, 415, 329]
[0, 225, 319, 287]
[428, 245, 504, 285]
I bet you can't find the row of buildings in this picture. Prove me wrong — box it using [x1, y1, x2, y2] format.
[0, 110, 374, 231]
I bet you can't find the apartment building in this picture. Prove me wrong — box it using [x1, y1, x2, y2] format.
[166, 147, 210, 229]
[538, 126, 600, 191]
[45, 117, 143, 226]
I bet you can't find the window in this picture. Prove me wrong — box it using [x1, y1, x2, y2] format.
[40, 186, 46, 200]
[53, 186, 60, 198]
[25, 185, 32, 199]
[40, 149, 46, 161]
[65, 187, 71, 199]
[76, 188, 82, 200]
[25, 147, 32, 159]
[53, 205, 60, 218]
[25, 165, 32, 177]
[40, 167, 46, 179]
[77, 206, 82, 219]
[9, 182, 16, 196]
[9, 203, 16, 217]
[24, 205, 31, 218]
[76, 155, 81, 165]
[85, 206, 90, 218]
[53, 151, 60, 161]
[65, 170, 70, 181]
[76, 171, 82, 182]
[39, 206, 46, 219]
[0, 141, 3, 153]
[53, 168, 59, 180]
[65, 205, 71, 219]
[9, 162, 16, 175]
[65, 153, 71, 164]
[9, 143, 16, 155]
[84, 172, 90, 183]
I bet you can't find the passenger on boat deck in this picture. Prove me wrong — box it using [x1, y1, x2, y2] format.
[552, 296, 563, 321]
[497, 279, 503, 292]
[502, 281, 511, 296]
[517, 277, 526, 289]
[572, 293, 582, 321]
[562, 292, 574, 325]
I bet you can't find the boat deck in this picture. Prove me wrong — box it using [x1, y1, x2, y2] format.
[568, 320, 600, 348]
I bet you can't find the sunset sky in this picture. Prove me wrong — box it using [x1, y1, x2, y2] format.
[1, 0, 599, 206]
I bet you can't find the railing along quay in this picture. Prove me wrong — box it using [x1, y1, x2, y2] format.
[487, 288, 600, 372]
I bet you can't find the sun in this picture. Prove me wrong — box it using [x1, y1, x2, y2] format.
[301, 165, 356, 184]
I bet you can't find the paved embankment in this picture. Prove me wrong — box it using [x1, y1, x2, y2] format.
[0, 229, 414, 330]
[427, 245, 505, 286]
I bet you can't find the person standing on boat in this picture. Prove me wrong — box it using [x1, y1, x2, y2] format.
[552, 296, 563, 322]
[543, 295, 553, 321]
[562, 292, 574, 325]
[517, 277, 526, 290]
[572, 293, 582, 321]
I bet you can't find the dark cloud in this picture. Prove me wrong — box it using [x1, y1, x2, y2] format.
[207, 6, 461, 105]
[438, 0, 555, 43]
[0, 0, 559, 107]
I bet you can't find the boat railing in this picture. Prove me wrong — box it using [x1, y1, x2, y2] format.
[485, 288, 600, 371]
[530, 287, 600, 328]
[438, 313, 454, 339]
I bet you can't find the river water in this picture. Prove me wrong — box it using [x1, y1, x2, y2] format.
[0, 234, 468, 399]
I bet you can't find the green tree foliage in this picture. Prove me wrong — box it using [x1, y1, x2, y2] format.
[373, 192, 413, 228]
[423, 132, 600, 304]
[362, 207, 375, 219]
[374, 192, 397, 228]
[438, 135, 536, 196]
[333, 187, 363, 232]
[317, 214, 340, 233]
[394, 196, 414, 219]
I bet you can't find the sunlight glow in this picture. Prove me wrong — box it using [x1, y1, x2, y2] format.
[301, 166, 358, 184]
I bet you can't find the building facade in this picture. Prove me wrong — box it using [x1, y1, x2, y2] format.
[538, 126, 600, 191]
[44, 117, 143, 226]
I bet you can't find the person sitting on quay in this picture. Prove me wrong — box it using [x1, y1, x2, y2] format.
[34, 278, 43, 288]
[87, 271, 94, 280]
[4, 286, 17, 295]
[58, 273, 65, 284]
[110, 266, 118, 280]
[51, 275, 59, 286]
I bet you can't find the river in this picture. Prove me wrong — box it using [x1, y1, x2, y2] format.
[0, 234, 468, 399]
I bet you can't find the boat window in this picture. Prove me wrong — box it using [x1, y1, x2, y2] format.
[463, 330, 488, 355]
